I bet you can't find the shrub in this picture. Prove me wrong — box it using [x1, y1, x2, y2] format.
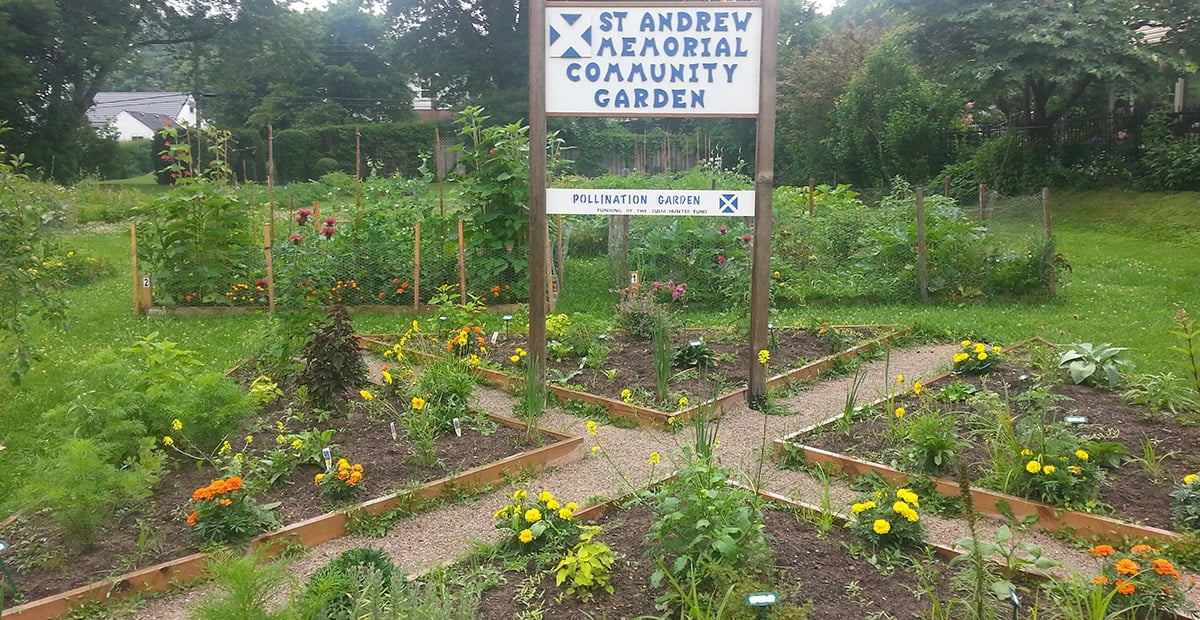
[898, 412, 964, 476]
[554, 525, 617, 601]
[299, 305, 367, 411]
[302, 547, 397, 618]
[613, 287, 673, 340]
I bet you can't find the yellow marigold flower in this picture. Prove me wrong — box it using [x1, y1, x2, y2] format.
[953, 352, 969, 363]
[1070, 466, 1082, 475]
[961, 340, 971, 347]
[1043, 464, 1056, 475]
[519, 528, 534, 544]
[566, 501, 579, 511]
[894, 406, 906, 418]
[315, 473, 325, 484]
[873, 519, 891, 535]
[897, 374, 904, 384]
[905, 510, 919, 523]
[172, 419, 183, 431]
[893, 501, 910, 514]
[513, 489, 527, 501]
[992, 345, 1002, 354]
[620, 388, 632, 402]
[1026, 460, 1042, 474]
[591, 446, 600, 455]
[1021, 449, 1033, 456]
[337, 458, 350, 470]
[546, 499, 560, 510]
[360, 389, 374, 401]
[1075, 450, 1089, 461]
[974, 343, 986, 353]
[586, 420, 598, 436]
[897, 489, 920, 507]
[163, 436, 174, 446]
[678, 396, 689, 409]
[494, 506, 510, 519]
[1185, 473, 1198, 485]
[649, 452, 661, 465]
[382, 370, 393, 384]
[851, 502, 868, 514]
[558, 508, 573, 520]
[757, 349, 770, 365]
[977, 352, 988, 361]
[291, 439, 303, 450]
[411, 396, 426, 411]
[538, 490, 554, 503]
[510, 355, 520, 363]
[912, 381, 922, 395]
[524, 508, 542, 523]
[352, 464, 363, 472]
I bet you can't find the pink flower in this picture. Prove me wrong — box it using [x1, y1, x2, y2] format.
[321, 226, 335, 239]
[324, 217, 336, 226]
[290, 234, 303, 244]
[652, 281, 663, 290]
[741, 235, 752, 243]
[718, 226, 727, 235]
[965, 101, 975, 110]
[1116, 130, 1128, 140]
[255, 278, 268, 287]
[965, 113, 974, 125]
[717, 254, 726, 264]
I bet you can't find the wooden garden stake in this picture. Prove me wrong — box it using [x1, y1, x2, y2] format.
[457, 220, 467, 304]
[808, 178, 815, 217]
[354, 126, 361, 247]
[413, 221, 421, 310]
[528, 0, 548, 401]
[555, 213, 564, 299]
[435, 127, 446, 221]
[1043, 187, 1055, 296]
[916, 187, 929, 304]
[747, 0, 779, 408]
[263, 225, 276, 313]
[131, 222, 140, 315]
[546, 224, 556, 312]
[268, 125, 275, 238]
[979, 183, 987, 222]
[944, 175, 952, 198]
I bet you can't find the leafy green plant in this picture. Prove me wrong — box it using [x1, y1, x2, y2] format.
[652, 321, 671, 403]
[899, 411, 965, 476]
[1000, 436, 1107, 508]
[1121, 372, 1199, 419]
[613, 285, 672, 339]
[848, 487, 925, 552]
[248, 375, 283, 405]
[1169, 473, 1200, 532]
[22, 437, 161, 550]
[1058, 342, 1130, 389]
[190, 550, 292, 620]
[952, 523, 1060, 601]
[937, 380, 978, 404]
[417, 357, 475, 431]
[673, 339, 717, 370]
[1170, 309, 1200, 399]
[299, 305, 367, 411]
[301, 547, 396, 618]
[553, 525, 617, 601]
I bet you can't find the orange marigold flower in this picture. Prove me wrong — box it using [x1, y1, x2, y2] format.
[338, 469, 351, 481]
[1115, 559, 1140, 576]
[220, 498, 232, 506]
[1090, 544, 1115, 557]
[225, 476, 243, 491]
[1151, 559, 1180, 579]
[1130, 544, 1156, 555]
[187, 511, 198, 526]
[1094, 575, 1109, 586]
[1115, 580, 1136, 595]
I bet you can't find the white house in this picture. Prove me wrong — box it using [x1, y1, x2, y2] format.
[86, 92, 198, 141]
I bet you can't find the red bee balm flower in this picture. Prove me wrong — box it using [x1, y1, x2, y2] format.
[321, 226, 335, 238]
[324, 217, 336, 226]
[741, 235, 752, 243]
[290, 234, 303, 244]
[718, 226, 727, 234]
[717, 255, 726, 264]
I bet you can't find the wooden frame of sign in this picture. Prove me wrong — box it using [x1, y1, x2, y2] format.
[528, 0, 779, 407]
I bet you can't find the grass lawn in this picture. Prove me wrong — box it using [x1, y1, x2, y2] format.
[0, 188, 1196, 518]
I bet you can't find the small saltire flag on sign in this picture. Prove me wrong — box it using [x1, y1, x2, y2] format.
[549, 13, 592, 58]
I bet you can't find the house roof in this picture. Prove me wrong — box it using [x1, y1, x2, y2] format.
[125, 111, 177, 131]
[87, 92, 192, 128]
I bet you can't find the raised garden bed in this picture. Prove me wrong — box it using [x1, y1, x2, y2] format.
[0, 413, 582, 620]
[774, 340, 1200, 543]
[360, 325, 910, 428]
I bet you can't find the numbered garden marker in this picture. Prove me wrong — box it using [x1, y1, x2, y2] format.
[322, 447, 332, 471]
[389, 421, 397, 440]
[629, 271, 639, 285]
[452, 417, 462, 437]
[491, 331, 499, 344]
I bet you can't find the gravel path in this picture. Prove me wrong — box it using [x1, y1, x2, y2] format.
[129, 343, 1200, 618]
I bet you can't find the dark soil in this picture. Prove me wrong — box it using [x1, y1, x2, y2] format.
[803, 362, 1200, 531]
[0, 394, 543, 606]
[477, 504, 960, 620]
[475, 326, 877, 407]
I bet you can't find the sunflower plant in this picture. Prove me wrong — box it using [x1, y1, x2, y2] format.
[848, 487, 925, 552]
[952, 339, 1004, 374]
[494, 489, 580, 553]
[187, 476, 278, 545]
[1086, 543, 1194, 617]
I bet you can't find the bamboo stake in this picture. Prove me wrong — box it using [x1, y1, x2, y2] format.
[268, 125, 276, 239]
[413, 222, 421, 311]
[263, 225, 276, 313]
[808, 178, 815, 217]
[944, 175, 952, 198]
[916, 188, 929, 304]
[457, 220, 467, 304]
[354, 126, 361, 248]
[555, 213, 565, 299]
[1043, 187, 1055, 297]
[546, 224, 556, 312]
[131, 222, 141, 315]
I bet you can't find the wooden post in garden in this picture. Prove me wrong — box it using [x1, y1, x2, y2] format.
[131, 222, 141, 315]
[1043, 187, 1056, 297]
[555, 213, 564, 301]
[944, 176, 952, 198]
[457, 220, 467, 304]
[528, 0, 549, 398]
[312, 202, 321, 231]
[413, 222, 421, 310]
[354, 126, 362, 248]
[263, 225, 276, 312]
[268, 125, 275, 239]
[435, 127, 446, 221]
[808, 178, 815, 217]
[915, 188, 929, 304]
[978, 183, 987, 222]
[747, 0, 779, 409]
[546, 225, 556, 312]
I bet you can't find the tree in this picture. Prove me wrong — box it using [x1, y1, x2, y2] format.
[389, 0, 529, 122]
[892, 0, 1165, 132]
[827, 39, 959, 186]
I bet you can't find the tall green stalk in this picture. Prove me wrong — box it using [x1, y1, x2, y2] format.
[652, 321, 671, 404]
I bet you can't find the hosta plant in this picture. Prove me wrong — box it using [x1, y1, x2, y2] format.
[1058, 342, 1130, 389]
